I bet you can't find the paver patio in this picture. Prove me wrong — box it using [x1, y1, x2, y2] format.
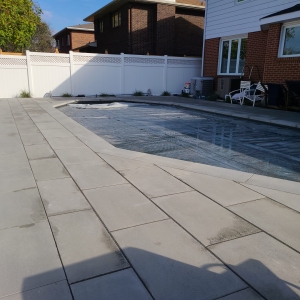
[0, 97, 299, 299]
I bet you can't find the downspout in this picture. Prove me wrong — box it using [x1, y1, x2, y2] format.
[201, 0, 208, 77]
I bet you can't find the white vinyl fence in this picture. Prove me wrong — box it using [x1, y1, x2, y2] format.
[0, 51, 202, 98]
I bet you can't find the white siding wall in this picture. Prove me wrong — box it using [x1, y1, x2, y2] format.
[0, 52, 202, 98]
[205, 0, 300, 39]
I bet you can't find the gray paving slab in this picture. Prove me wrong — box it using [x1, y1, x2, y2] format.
[84, 183, 167, 231]
[0, 151, 29, 170]
[67, 162, 127, 190]
[46, 136, 86, 149]
[246, 174, 300, 195]
[55, 147, 103, 165]
[0, 134, 24, 154]
[35, 122, 66, 130]
[161, 166, 263, 206]
[98, 148, 146, 159]
[113, 219, 247, 300]
[217, 288, 264, 300]
[183, 163, 253, 183]
[16, 124, 40, 135]
[0, 221, 65, 298]
[2, 280, 72, 300]
[0, 167, 36, 194]
[40, 128, 74, 138]
[29, 115, 56, 123]
[136, 153, 194, 170]
[209, 232, 300, 300]
[241, 184, 300, 212]
[0, 123, 19, 135]
[71, 269, 152, 300]
[25, 144, 56, 160]
[0, 188, 46, 230]
[30, 158, 70, 181]
[49, 210, 129, 283]
[229, 198, 300, 252]
[21, 133, 47, 146]
[153, 191, 260, 246]
[99, 153, 152, 171]
[120, 166, 193, 198]
[82, 138, 115, 152]
[38, 178, 91, 216]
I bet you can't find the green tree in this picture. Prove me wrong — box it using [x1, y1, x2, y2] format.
[0, 0, 42, 52]
[29, 22, 55, 52]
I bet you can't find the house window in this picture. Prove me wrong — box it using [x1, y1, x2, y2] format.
[99, 20, 104, 33]
[67, 35, 70, 46]
[279, 23, 300, 57]
[218, 37, 247, 75]
[57, 40, 60, 49]
[112, 11, 121, 28]
[61, 37, 64, 47]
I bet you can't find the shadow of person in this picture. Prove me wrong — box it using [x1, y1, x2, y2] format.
[21, 248, 300, 300]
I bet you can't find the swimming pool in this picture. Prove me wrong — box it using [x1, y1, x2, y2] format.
[59, 102, 300, 182]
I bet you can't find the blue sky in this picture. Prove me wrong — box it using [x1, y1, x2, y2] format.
[37, 0, 109, 33]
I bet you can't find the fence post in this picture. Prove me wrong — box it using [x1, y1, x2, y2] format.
[163, 55, 168, 92]
[26, 50, 34, 96]
[69, 51, 74, 96]
[120, 53, 125, 94]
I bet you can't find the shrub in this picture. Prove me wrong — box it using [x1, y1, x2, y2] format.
[100, 93, 115, 97]
[206, 93, 218, 101]
[225, 96, 231, 103]
[161, 91, 171, 96]
[19, 90, 31, 98]
[61, 93, 72, 97]
[133, 90, 144, 96]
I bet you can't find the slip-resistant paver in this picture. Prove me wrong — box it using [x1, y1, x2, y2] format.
[35, 122, 66, 130]
[25, 144, 56, 160]
[136, 153, 193, 170]
[46, 136, 86, 149]
[229, 198, 300, 252]
[0, 221, 65, 298]
[21, 133, 47, 146]
[38, 178, 91, 216]
[55, 147, 103, 165]
[82, 138, 115, 152]
[0, 188, 45, 230]
[0, 151, 29, 170]
[0, 134, 24, 154]
[209, 232, 300, 299]
[0, 167, 36, 194]
[153, 191, 260, 246]
[30, 158, 70, 181]
[183, 163, 253, 183]
[71, 269, 152, 300]
[2, 280, 72, 300]
[113, 219, 247, 300]
[246, 174, 300, 195]
[241, 183, 300, 212]
[84, 183, 167, 231]
[99, 153, 152, 171]
[217, 288, 264, 300]
[98, 147, 145, 159]
[40, 128, 74, 139]
[161, 166, 263, 206]
[49, 210, 129, 283]
[67, 162, 127, 190]
[0, 123, 18, 135]
[121, 166, 192, 198]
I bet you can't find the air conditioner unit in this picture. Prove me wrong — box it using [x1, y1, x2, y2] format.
[217, 78, 241, 99]
[190, 77, 214, 96]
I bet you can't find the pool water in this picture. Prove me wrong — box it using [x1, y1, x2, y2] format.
[59, 103, 300, 182]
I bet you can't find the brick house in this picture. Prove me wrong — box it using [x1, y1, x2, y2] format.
[53, 23, 95, 54]
[84, 0, 205, 56]
[203, 0, 300, 94]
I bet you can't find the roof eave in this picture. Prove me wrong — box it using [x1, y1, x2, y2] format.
[260, 10, 300, 30]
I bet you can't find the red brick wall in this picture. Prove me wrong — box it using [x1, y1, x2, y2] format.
[263, 23, 300, 84]
[71, 31, 94, 50]
[203, 38, 220, 90]
[174, 8, 204, 56]
[176, 0, 205, 6]
[156, 4, 175, 55]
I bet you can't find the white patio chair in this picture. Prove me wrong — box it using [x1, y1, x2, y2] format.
[242, 82, 268, 106]
[228, 81, 251, 105]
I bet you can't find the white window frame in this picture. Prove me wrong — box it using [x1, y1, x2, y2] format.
[218, 35, 248, 75]
[279, 21, 300, 58]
